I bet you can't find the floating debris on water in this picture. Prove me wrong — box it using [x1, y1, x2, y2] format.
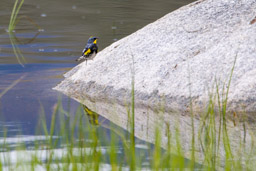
[5, 29, 16, 33]
[40, 13, 47, 17]
[38, 28, 45, 32]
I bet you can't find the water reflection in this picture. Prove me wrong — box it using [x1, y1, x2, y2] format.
[83, 105, 99, 126]
[1, 0, 195, 64]
[0, 0, 194, 148]
[0, 63, 77, 135]
[8, 32, 27, 66]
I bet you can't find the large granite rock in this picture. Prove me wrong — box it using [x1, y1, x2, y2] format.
[54, 0, 256, 162]
[55, 0, 256, 113]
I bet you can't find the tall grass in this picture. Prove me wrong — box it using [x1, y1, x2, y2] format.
[0, 52, 255, 170]
[8, 0, 26, 67]
[197, 55, 254, 170]
[8, 0, 42, 67]
[0, 87, 254, 171]
[8, 0, 24, 32]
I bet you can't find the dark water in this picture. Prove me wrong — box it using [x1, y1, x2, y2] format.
[0, 0, 194, 135]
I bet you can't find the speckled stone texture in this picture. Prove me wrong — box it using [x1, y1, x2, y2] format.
[54, 0, 256, 162]
[55, 0, 256, 114]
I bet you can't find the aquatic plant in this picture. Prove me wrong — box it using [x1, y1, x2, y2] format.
[8, 0, 41, 67]
[8, 0, 24, 32]
[8, 0, 26, 67]
[0, 55, 255, 170]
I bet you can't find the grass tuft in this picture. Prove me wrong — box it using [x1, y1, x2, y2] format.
[0, 52, 255, 170]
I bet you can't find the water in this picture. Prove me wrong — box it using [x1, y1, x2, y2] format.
[0, 0, 195, 134]
[0, 0, 195, 168]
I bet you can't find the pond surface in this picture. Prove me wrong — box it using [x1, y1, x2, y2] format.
[0, 0, 196, 168]
[0, 0, 194, 136]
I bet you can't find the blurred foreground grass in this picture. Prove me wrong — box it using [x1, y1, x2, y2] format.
[2, 0, 256, 170]
[0, 56, 255, 170]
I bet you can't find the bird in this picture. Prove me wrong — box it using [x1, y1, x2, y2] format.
[76, 36, 98, 63]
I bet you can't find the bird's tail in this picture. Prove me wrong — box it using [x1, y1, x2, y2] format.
[75, 56, 84, 62]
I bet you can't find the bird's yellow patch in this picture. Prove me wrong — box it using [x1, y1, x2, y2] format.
[84, 48, 91, 55]
[93, 39, 97, 44]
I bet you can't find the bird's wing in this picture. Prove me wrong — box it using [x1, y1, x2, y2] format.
[83, 48, 91, 56]
[83, 43, 96, 56]
[76, 56, 85, 62]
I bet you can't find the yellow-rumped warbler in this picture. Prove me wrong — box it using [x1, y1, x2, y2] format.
[76, 36, 98, 62]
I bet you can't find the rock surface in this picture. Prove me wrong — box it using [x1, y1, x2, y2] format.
[54, 0, 256, 162]
[55, 0, 256, 114]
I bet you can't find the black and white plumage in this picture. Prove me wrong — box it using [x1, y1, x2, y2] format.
[76, 37, 98, 62]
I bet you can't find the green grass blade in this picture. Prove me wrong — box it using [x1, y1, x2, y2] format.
[8, 0, 19, 31]
[9, 0, 24, 32]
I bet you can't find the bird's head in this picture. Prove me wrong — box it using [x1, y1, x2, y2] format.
[88, 36, 98, 44]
